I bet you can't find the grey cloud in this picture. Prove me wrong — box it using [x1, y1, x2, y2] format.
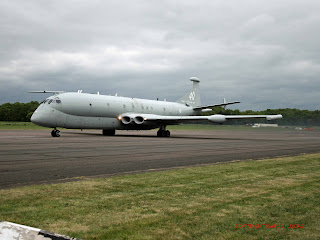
[0, 0, 320, 110]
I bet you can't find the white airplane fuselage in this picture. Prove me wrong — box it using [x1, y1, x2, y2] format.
[30, 78, 282, 137]
[31, 92, 196, 130]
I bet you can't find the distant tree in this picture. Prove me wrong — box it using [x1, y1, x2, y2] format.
[202, 108, 320, 126]
[0, 101, 39, 122]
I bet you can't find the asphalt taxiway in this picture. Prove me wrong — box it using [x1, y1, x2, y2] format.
[0, 128, 319, 188]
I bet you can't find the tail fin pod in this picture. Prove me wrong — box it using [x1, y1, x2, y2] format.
[176, 77, 201, 107]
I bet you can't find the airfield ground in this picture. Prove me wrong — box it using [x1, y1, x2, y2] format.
[0, 125, 319, 188]
[0, 125, 320, 239]
[0, 153, 319, 239]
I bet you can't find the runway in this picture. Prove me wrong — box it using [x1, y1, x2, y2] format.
[0, 128, 319, 189]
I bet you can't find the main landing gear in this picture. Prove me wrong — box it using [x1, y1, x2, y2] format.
[102, 129, 116, 136]
[157, 125, 170, 137]
[51, 128, 60, 137]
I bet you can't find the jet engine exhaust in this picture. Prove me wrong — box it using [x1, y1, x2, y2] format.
[121, 116, 132, 124]
[134, 116, 144, 124]
[121, 115, 145, 125]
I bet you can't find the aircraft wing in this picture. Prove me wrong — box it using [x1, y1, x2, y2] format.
[143, 114, 208, 124]
[119, 113, 283, 125]
[143, 114, 282, 122]
[221, 115, 283, 120]
[193, 101, 240, 110]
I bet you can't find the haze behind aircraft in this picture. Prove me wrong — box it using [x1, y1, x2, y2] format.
[30, 77, 282, 137]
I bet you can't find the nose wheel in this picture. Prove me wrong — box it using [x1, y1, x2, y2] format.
[51, 129, 60, 137]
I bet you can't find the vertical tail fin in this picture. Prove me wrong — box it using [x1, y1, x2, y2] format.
[176, 77, 201, 107]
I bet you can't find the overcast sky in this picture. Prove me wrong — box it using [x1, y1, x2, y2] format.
[1, 0, 319, 110]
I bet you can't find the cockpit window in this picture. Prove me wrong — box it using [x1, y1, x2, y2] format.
[43, 98, 61, 105]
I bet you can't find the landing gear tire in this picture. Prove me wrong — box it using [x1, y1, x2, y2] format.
[161, 130, 166, 137]
[51, 129, 60, 137]
[157, 130, 170, 137]
[103, 129, 116, 136]
[166, 130, 170, 137]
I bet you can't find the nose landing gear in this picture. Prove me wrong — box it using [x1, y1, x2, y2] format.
[51, 129, 60, 137]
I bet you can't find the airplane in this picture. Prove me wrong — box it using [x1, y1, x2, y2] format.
[30, 77, 282, 137]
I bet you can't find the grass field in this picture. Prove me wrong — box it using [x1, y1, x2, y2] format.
[0, 121, 49, 130]
[0, 154, 319, 239]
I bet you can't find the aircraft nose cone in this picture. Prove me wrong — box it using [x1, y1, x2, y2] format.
[31, 111, 44, 126]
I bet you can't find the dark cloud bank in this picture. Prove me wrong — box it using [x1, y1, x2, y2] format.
[1, 0, 319, 110]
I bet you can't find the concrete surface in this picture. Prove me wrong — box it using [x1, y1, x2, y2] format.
[0, 221, 81, 240]
[0, 128, 319, 189]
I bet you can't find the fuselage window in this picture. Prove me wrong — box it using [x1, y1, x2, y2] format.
[163, 108, 166, 111]
[131, 103, 134, 109]
[123, 104, 126, 108]
[107, 103, 110, 107]
[146, 106, 149, 110]
[141, 105, 144, 110]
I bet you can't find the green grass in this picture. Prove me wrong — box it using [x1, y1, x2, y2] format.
[1, 154, 319, 239]
[0, 121, 49, 130]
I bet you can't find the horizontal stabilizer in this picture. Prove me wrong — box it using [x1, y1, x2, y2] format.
[193, 101, 240, 110]
[29, 91, 65, 94]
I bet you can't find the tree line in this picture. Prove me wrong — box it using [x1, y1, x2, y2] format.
[0, 101, 319, 126]
[0, 101, 39, 122]
[203, 107, 320, 126]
